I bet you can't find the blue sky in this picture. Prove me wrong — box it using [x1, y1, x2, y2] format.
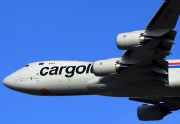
[0, 0, 180, 124]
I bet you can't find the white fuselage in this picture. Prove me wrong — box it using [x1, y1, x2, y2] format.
[3, 60, 180, 97]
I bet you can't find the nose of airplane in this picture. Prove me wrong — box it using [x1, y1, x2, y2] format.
[2, 75, 14, 89]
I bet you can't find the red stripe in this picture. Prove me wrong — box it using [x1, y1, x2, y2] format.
[168, 62, 180, 65]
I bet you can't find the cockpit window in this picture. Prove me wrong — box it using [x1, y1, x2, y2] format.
[25, 65, 29, 67]
[39, 62, 44, 65]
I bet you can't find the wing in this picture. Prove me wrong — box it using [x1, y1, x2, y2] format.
[98, 0, 180, 121]
[122, 0, 180, 61]
[119, 0, 179, 86]
[118, 1, 180, 120]
[146, 0, 180, 30]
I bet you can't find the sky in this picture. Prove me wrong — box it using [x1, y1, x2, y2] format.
[0, 0, 180, 124]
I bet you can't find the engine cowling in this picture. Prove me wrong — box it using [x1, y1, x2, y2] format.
[92, 59, 121, 76]
[116, 31, 149, 50]
[137, 104, 169, 121]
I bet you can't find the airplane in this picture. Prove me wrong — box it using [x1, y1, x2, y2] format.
[2, 0, 180, 121]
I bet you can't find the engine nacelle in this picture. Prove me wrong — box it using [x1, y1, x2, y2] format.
[116, 31, 149, 50]
[92, 60, 121, 76]
[137, 104, 168, 121]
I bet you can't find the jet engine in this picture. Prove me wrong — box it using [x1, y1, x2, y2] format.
[137, 104, 170, 121]
[116, 31, 151, 50]
[92, 59, 121, 76]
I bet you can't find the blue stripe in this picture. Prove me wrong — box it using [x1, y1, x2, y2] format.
[169, 66, 180, 68]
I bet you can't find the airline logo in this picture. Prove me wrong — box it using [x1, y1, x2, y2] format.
[40, 63, 93, 77]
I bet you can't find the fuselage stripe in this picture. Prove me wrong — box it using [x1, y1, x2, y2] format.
[168, 66, 180, 68]
[168, 62, 180, 66]
[168, 62, 180, 68]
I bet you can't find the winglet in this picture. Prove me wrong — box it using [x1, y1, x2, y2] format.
[146, 0, 180, 30]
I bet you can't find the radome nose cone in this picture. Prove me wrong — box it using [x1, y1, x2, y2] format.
[2, 76, 13, 89]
